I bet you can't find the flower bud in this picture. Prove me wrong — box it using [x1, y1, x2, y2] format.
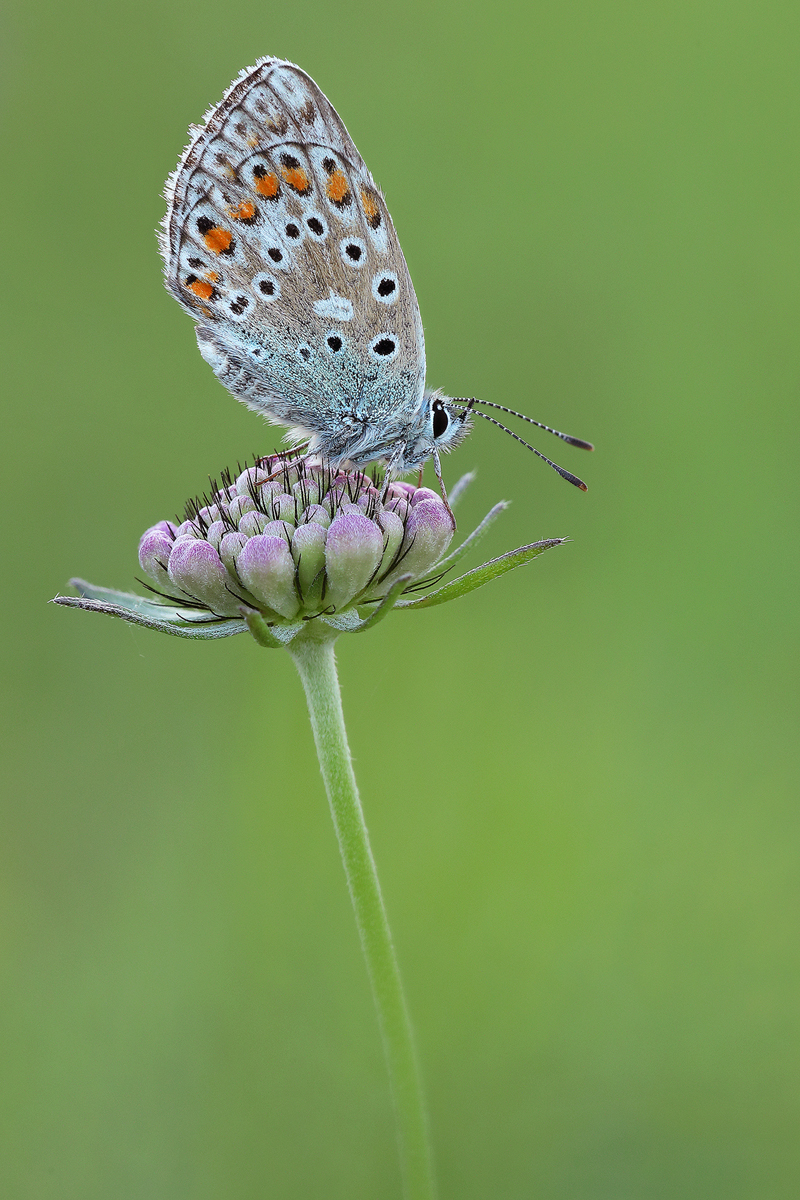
[238, 511, 270, 538]
[291, 522, 328, 601]
[300, 504, 331, 528]
[236, 535, 300, 619]
[399, 499, 455, 578]
[138, 522, 178, 593]
[174, 519, 200, 539]
[167, 539, 242, 616]
[271, 493, 297, 524]
[377, 499, 454, 591]
[227, 494, 255, 523]
[385, 496, 409, 522]
[409, 487, 440, 505]
[293, 479, 320, 508]
[259, 520, 294, 544]
[218, 531, 248, 574]
[376, 510, 405, 577]
[204, 520, 225, 550]
[324, 513, 384, 609]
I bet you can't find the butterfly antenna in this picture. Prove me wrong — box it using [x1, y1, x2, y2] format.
[451, 403, 588, 491]
[452, 397, 593, 450]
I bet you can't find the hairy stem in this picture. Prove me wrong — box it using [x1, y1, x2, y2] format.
[289, 630, 436, 1200]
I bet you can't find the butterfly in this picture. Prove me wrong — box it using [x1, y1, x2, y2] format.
[160, 58, 592, 492]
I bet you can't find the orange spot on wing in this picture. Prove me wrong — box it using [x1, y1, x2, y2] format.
[361, 189, 381, 227]
[281, 165, 310, 192]
[188, 278, 214, 299]
[206, 271, 219, 282]
[229, 201, 256, 221]
[203, 226, 233, 254]
[254, 171, 279, 197]
[326, 170, 350, 203]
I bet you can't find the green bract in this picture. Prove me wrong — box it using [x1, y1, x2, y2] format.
[54, 456, 565, 646]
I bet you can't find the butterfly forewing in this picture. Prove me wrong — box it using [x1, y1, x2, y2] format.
[161, 58, 426, 455]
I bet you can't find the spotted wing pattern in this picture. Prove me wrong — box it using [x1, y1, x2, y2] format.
[160, 58, 426, 462]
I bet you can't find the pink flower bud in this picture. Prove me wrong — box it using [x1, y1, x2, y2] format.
[167, 539, 243, 616]
[324, 513, 384, 609]
[236, 535, 300, 619]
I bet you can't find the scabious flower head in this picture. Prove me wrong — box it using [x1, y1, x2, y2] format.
[55, 453, 565, 645]
[139, 455, 455, 622]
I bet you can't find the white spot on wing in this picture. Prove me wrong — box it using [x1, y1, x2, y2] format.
[313, 290, 354, 321]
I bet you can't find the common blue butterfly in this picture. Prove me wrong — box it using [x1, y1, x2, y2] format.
[161, 59, 592, 491]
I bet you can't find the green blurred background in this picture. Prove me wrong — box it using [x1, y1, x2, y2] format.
[3, 1, 798, 1196]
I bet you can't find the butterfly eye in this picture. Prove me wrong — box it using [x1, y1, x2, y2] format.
[432, 401, 449, 439]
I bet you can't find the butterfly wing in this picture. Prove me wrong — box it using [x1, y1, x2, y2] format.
[161, 58, 426, 462]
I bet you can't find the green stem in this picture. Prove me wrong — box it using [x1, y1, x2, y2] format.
[288, 629, 437, 1200]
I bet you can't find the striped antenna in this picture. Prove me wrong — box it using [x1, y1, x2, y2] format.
[450, 401, 589, 491]
[450, 397, 593, 451]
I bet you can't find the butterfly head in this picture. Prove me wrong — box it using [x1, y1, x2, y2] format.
[401, 390, 473, 471]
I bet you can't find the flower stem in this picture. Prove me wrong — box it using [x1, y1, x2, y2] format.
[289, 630, 437, 1200]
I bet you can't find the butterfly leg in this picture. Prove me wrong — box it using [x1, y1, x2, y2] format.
[257, 442, 309, 469]
[379, 449, 405, 504]
[432, 448, 456, 527]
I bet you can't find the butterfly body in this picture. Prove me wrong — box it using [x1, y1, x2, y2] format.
[160, 57, 471, 472]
